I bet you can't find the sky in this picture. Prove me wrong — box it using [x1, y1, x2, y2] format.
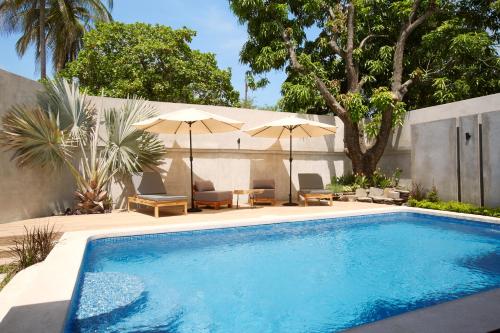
[0, 0, 285, 107]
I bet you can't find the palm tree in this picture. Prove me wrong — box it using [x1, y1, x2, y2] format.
[47, 0, 113, 71]
[0, 0, 112, 79]
[0, 78, 166, 213]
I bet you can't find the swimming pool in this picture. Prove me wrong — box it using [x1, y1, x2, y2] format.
[64, 212, 500, 333]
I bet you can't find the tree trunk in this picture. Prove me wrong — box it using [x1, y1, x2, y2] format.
[343, 121, 390, 176]
[39, 0, 47, 80]
[283, 1, 436, 177]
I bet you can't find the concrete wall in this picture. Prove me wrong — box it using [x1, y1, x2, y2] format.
[410, 95, 500, 207]
[411, 119, 459, 201]
[0, 69, 74, 223]
[482, 111, 500, 207]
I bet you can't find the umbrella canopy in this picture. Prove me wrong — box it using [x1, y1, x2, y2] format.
[133, 108, 244, 212]
[133, 108, 244, 134]
[245, 116, 336, 206]
[245, 116, 336, 138]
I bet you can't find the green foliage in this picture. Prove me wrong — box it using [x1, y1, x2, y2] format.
[333, 173, 356, 186]
[331, 169, 399, 189]
[245, 71, 269, 91]
[103, 98, 166, 176]
[0, 106, 71, 169]
[326, 182, 344, 194]
[0, 0, 113, 73]
[9, 224, 58, 272]
[426, 185, 440, 203]
[408, 199, 500, 218]
[370, 169, 392, 188]
[230, 0, 499, 117]
[392, 168, 402, 187]
[60, 22, 240, 106]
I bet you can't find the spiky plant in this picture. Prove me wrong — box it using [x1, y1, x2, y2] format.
[73, 109, 115, 213]
[103, 98, 166, 176]
[0, 78, 165, 214]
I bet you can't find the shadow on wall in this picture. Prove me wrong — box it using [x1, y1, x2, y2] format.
[249, 140, 297, 201]
[324, 117, 341, 181]
[164, 141, 207, 197]
[0, 300, 69, 333]
[112, 141, 199, 208]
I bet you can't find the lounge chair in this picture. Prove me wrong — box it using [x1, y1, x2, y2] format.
[251, 179, 276, 206]
[128, 172, 188, 217]
[193, 180, 233, 209]
[297, 173, 333, 206]
[355, 188, 373, 203]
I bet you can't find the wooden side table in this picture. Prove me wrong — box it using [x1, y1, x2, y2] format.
[233, 189, 265, 208]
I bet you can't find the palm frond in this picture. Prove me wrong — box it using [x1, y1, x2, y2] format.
[0, 105, 72, 169]
[103, 97, 166, 175]
[39, 78, 95, 143]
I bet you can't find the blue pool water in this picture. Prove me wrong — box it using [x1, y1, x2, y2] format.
[65, 212, 500, 333]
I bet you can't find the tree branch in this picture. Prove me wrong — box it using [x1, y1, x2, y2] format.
[326, 6, 347, 59]
[282, 30, 304, 72]
[392, 0, 437, 99]
[282, 29, 347, 118]
[358, 34, 388, 50]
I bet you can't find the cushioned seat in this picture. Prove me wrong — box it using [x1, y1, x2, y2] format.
[297, 173, 333, 206]
[253, 188, 275, 199]
[193, 180, 232, 209]
[137, 194, 188, 202]
[128, 172, 188, 217]
[251, 179, 276, 205]
[194, 191, 233, 202]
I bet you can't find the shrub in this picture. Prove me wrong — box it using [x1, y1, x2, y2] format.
[409, 181, 427, 201]
[354, 174, 369, 189]
[332, 173, 356, 186]
[326, 183, 344, 194]
[407, 199, 500, 218]
[392, 168, 402, 187]
[427, 185, 439, 202]
[9, 224, 58, 272]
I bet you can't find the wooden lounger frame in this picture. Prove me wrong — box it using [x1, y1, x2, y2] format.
[298, 193, 333, 207]
[193, 199, 232, 210]
[250, 197, 276, 206]
[128, 196, 188, 218]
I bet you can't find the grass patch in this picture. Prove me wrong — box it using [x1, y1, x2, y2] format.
[0, 224, 58, 292]
[0, 264, 17, 291]
[408, 199, 500, 218]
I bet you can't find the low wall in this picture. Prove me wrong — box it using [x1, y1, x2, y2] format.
[0, 70, 75, 223]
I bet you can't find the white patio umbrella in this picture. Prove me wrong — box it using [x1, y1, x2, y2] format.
[133, 108, 244, 212]
[245, 116, 336, 206]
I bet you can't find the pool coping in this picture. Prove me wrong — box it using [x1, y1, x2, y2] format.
[0, 206, 498, 333]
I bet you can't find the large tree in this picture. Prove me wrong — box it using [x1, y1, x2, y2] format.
[230, 0, 499, 176]
[0, 0, 113, 79]
[60, 22, 241, 106]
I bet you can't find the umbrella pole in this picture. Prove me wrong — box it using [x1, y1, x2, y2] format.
[187, 122, 202, 213]
[283, 127, 298, 206]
